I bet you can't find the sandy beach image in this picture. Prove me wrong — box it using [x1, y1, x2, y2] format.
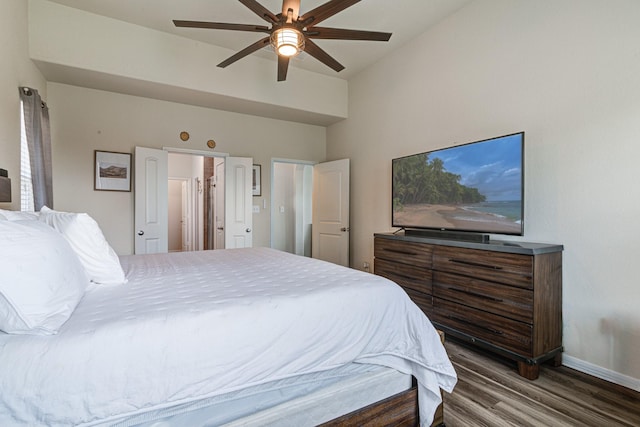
[394, 203, 521, 234]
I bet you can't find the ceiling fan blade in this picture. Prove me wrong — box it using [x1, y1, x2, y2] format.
[238, 0, 279, 24]
[217, 36, 271, 68]
[277, 55, 290, 81]
[299, 0, 361, 27]
[282, 0, 301, 21]
[306, 27, 391, 41]
[173, 20, 270, 33]
[303, 39, 345, 72]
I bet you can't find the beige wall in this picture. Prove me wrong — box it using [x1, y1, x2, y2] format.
[6, 0, 638, 394]
[29, 0, 347, 126]
[327, 0, 640, 389]
[0, 0, 46, 210]
[47, 83, 326, 255]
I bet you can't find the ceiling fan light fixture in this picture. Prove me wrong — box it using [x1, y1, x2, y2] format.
[174, 0, 392, 81]
[271, 28, 304, 57]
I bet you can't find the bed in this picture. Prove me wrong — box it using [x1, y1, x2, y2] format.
[0, 210, 457, 426]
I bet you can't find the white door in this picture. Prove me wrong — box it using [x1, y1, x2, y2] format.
[312, 159, 350, 266]
[181, 180, 191, 251]
[224, 157, 253, 248]
[214, 158, 225, 249]
[134, 146, 168, 254]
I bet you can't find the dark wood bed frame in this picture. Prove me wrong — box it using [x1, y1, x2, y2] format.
[321, 330, 446, 427]
[320, 382, 444, 427]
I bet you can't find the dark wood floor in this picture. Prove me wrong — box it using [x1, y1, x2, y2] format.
[443, 340, 640, 427]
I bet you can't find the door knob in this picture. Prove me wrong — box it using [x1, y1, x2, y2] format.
[340, 227, 350, 232]
[246, 228, 252, 233]
[217, 227, 224, 231]
[137, 230, 144, 236]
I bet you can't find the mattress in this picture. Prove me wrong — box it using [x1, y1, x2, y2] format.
[0, 248, 456, 426]
[111, 363, 411, 427]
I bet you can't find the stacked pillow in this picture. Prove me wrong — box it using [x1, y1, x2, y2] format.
[38, 207, 126, 285]
[0, 207, 126, 335]
[0, 220, 89, 334]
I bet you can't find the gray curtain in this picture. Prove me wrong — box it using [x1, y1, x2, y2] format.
[19, 87, 53, 210]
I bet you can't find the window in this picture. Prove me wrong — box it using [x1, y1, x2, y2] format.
[20, 101, 34, 212]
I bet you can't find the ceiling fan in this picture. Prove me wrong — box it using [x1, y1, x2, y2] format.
[173, 0, 392, 81]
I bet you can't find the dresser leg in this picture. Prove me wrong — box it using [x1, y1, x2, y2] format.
[517, 361, 540, 380]
[550, 352, 563, 367]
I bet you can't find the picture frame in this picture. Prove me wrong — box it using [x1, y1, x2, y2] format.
[252, 164, 261, 196]
[94, 150, 132, 192]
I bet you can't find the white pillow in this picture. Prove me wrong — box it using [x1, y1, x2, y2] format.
[38, 206, 126, 285]
[0, 212, 6, 220]
[0, 208, 39, 221]
[0, 220, 89, 334]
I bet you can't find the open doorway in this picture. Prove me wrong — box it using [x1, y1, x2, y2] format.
[167, 152, 220, 252]
[134, 147, 253, 254]
[270, 159, 314, 256]
[270, 158, 351, 266]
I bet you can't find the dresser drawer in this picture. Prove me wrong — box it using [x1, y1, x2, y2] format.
[432, 298, 532, 355]
[405, 289, 434, 317]
[433, 271, 533, 323]
[433, 246, 533, 289]
[375, 258, 432, 295]
[374, 237, 433, 269]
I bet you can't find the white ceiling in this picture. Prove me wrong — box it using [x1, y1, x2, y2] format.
[46, 0, 472, 80]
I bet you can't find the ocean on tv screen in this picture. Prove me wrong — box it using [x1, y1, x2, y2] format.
[392, 133, 523, 234]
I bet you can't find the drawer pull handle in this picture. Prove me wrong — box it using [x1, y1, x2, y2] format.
[392, 272, 419, 281]
[447, 315, 504, 336]
[448, 287, 503, 302]
[385, 248, 419, 256]
[449, 258, 503, 271]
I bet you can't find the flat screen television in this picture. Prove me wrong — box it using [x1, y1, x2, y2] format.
[392, 132, 524, 239]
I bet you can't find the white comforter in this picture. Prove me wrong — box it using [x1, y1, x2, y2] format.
[0, 248, 456, 426]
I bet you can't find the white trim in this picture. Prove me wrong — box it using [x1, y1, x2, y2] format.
[271, 157, 317, 165]
[562, 355, 640, 392]
[163, 147, 229, 158]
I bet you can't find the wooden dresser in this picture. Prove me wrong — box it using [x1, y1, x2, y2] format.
[374, 232, 563, 380]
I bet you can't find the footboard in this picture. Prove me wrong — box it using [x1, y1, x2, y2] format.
[319, 385, 419, 427]
[319, 385, 444, 427]
[319, 330, 446, 427]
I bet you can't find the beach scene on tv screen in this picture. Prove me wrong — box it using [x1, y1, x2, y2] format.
[393, 134, 522, 234]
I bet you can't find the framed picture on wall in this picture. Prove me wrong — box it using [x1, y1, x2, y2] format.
[252, 164, 261, 196]
[94, 150, 131, 192]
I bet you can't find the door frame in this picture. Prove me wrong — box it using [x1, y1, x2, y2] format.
[164, 148, 253, 250]
[213, 158, 225, 250]
[270, 158, 317, 251]
[164, 147, 229, 158]
[165, 147, 228, 252]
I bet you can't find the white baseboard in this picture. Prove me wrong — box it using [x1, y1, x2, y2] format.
[562, 355, 640, 392]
